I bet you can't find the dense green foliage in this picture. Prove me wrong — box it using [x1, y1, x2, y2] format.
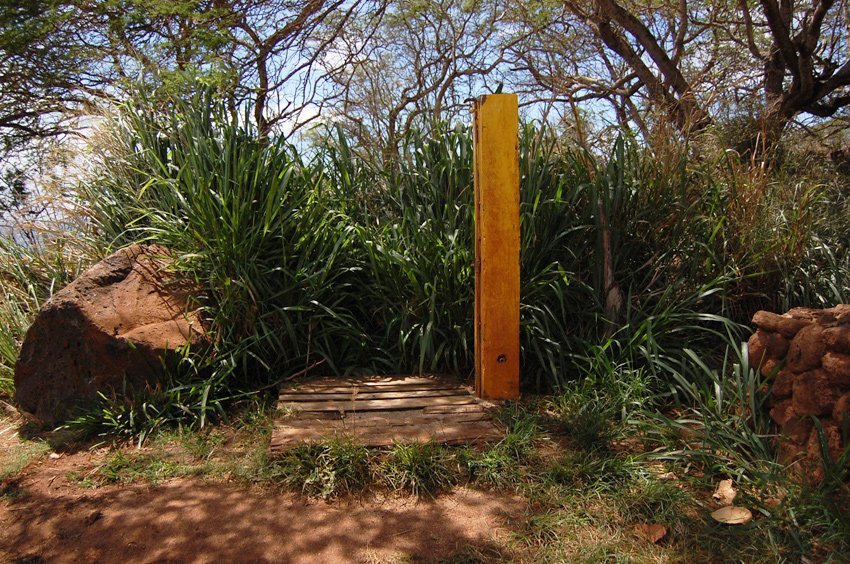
[82, 91, 850, 385]
[2, 2, 850, 558]
[3, 89, 850, 407]
[1, 89, 849, 559]
[0, 235, 86, 397]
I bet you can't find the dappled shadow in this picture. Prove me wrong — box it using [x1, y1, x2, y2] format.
[1, 478, 522, 563]
[15, 418, 100, 455]
[293, 373, 471, 388]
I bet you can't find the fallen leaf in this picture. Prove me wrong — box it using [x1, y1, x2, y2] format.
[763, 497, 781, 508]
[713, 479, 736, 506]
[633, 523, 667, 543]
[710, 505, 753, 525]
[657, 471, 678, 481]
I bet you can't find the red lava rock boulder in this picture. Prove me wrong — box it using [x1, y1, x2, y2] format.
[747, 329, 790, 366]
[823, 325, 850, 353]
[791, 369, 836, 416]
[771, 369, 796, 398]
[786, 325, 826, 372]
[750, 305, 850, 483]
[751, 310, 810, 338]
[833, 392, 850, 423]
[14, 244, 208, 425]
[823, 352, 850, 387]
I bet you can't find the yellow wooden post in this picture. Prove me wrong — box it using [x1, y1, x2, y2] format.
[473, 94, 520, 400]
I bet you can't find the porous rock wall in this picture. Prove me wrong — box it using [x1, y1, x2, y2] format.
[748, 305, 850, 482]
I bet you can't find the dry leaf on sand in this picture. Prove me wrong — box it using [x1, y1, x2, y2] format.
[710, 506, 753, 525]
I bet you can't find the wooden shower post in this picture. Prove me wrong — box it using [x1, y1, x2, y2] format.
[473, 93, 520, 400]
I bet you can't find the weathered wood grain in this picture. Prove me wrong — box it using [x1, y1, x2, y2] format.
[270, 421, 501, 449]
[297, 376, 448, 388]
[278, 389, 471, 402]
[285, 395, 480, 413]
[270, 375, 503, 452]
[473, 94, 521, 400]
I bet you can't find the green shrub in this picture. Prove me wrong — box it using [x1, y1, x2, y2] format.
[80, 90, 367, 389]
[642, 334, 850, 559]
[379, 441, 456, 496]
[0, 234, 90, 399]
[0, 84, 847, 440]
[271, 440, 371, 499]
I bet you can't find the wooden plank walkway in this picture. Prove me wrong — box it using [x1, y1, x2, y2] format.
[270, 376, 504, 453]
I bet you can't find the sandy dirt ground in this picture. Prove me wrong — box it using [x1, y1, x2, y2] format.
[0, 447, 525, 563]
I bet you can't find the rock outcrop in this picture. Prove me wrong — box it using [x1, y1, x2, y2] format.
[14, 244, 207, 425]
[749, 305, 850, 482]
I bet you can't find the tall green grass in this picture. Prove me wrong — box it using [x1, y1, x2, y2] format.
[0, 285, 27, 397]
[2, 86, 848, 431]
[637, 332, 850, 559]
[0, 232, 90, 399]
[2, 87, 848, 555]
[79, 91, 367, 389]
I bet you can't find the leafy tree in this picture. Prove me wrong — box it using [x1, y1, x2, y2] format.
[209, 0, 385, 138]
[5, 0, 850, 158]
[513, 0, 850, 149]
[325, 0, 525, 157]
[0, 166, 27, 214]
[0, 0, 381, 154]
[0, 0, 101, 155]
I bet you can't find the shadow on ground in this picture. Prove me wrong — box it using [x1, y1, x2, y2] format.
[1, 477, 523, 563]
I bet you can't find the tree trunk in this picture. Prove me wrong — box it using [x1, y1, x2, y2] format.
[599, 202, 624, 333]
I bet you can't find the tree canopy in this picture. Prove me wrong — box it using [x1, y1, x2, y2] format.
[3, 0, 850, 166]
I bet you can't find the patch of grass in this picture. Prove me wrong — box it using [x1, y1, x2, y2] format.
[71, 427, 237, 488]
[633, 337, 850, 560]
[0, 432, 50, 482]
[269, 439, 371, 499]
[547, 340, 659, 453]
[517, 509, 579, 547]
[551, 393, 617, 453]
[167, 429, 228, 462]
[61, 354, 230, 447]
[492, 407, 540, 460]
[66, 470, 99, 489]
[458, 445, 519, 487]
[230, 396, 278, 435]
[615, 477, 689, 526]
[379, 441, 455, 497]
[460, 407, 540, 486]
[514, 462, 697, 562]
[543, 450, 638, 492]
[93, 451, 185, 486]
[0, 481, 27, 501]
[437, 544, 508, 563]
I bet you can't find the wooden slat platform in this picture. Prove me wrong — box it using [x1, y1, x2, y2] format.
[270, 376, 504, 452]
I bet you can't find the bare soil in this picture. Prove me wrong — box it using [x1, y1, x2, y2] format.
[0, 443, 525, 563]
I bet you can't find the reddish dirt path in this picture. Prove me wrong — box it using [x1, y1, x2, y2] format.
[1, 453, 525, 563]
